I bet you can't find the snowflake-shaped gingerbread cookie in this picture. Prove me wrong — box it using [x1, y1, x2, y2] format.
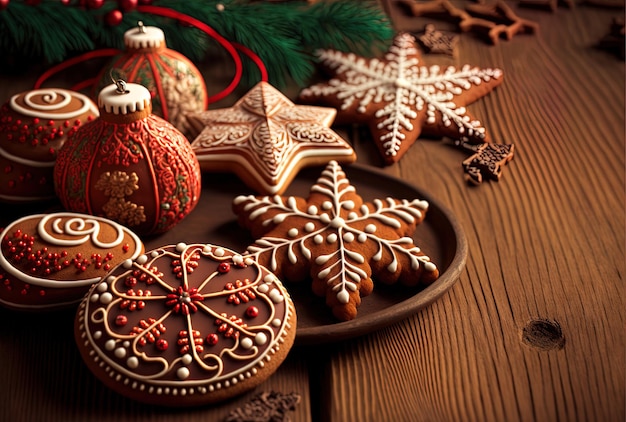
[233, 161, 439, 321]
[299, 32, 503, 165]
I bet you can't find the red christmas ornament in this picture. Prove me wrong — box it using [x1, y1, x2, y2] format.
[97, 22, 208, 136]
[86, 0, 105, 9]
[105, 10, 123, 26]
[0, 0, 10, 11]
[53, 81, 202, 235]
[118, 0, 137, 11]
[0, 88, 98, 203]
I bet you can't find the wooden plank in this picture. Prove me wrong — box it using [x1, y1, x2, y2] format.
[320, 2, 625, 421]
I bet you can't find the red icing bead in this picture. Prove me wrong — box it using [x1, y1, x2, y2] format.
[115, 315, 128, 326]
[217, 262, 231, 274]
[246, 306, 259, 318]
[156, 339, 168, 351]
[205, 333, 219, 346]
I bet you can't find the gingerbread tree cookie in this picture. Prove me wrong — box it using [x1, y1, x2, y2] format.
[299, 32, 503, 165]
[233, 161, 439, 321]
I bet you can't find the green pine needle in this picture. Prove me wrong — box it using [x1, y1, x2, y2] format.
[0, 0, 393, 87]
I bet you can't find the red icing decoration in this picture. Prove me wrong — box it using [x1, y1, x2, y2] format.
[53, 108, 201, 235]
[246, 306, 259, 318]
[217, 262, 231, 274]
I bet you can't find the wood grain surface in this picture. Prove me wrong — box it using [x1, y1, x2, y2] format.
[0, 1, 624, 421]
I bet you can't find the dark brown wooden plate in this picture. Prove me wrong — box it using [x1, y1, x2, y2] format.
[144, 163, 468, 345]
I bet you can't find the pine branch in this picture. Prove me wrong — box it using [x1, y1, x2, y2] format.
[0, 0, 393, 87]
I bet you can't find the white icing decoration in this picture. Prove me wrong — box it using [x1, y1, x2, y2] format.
[238, 161, 438, 308]
[10, 88, 97, 120]
[257, 284, 269, 294]
[300, 33, 502, 155]
[90, 294, 99, 303]
[241, 338, 253, 349]
[97, 282, 108, 293]
[190, 82, 354, 195]
[76, 243, 293, 401]
[99, 292, 113, 304]
[176, 243, 187, 251]
[98, 83, 151, 115]
[177, 367, 190, 380]
[255, 333, 267, 346]
[136, 255, 148, 265]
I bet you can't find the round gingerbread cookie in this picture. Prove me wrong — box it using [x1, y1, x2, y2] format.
[0, 212, 144, 311]
[75, 242, 296, 406]
[0, 88, 98, 202]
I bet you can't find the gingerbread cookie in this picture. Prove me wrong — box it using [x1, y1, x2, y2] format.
[233, 161, 439, 321]
[0, 212, 143, 311]
[299, 32, 503, 165]
[189, 81, 356, 195]
[75, 242, 296, 406]
[0, 88, 98, 202]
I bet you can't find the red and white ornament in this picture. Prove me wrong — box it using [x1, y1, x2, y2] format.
[97, 22, 208, 136]
[0, 88, 98, 203]
[54, 81, 202, 235]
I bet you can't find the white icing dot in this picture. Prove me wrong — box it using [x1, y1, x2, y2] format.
[425, 262, 437, 272]
[343, 200, 355, 210]
[245, 257, 254, 266]
[287, 228, 298, 237]
[272, 318, 281, 327]
[97, 282, 108, 293]
[115, 347, 126, 358]
[304, 222, 315, 232]
[202, 245, 212, 254]
[122, 259, 133, 269]
[343, 232, 355, 242]
[123, 341, 130, 347]
[100, 292, 113, 304]
[263, 274, 274, 283]
[314, 234, 324, 244]
[182, 354, 193, 365]
[241, 337, 253, 349]
[330, 217, 345, 228]
[90, 294, 99, 302]
[105, 340, 116, 351]
[257, 284, 269, 294]
[358, 233, 367, 242]
[322, 201, 332, 210]
[348, 212, 358, 220]
[175, 242, 187, 251]
[177, 367, 190, 380]
[232, 255, 243, 265]
[365, 224, 377, 233]
[269, 289, 284, 303]
[94, 331, 102, 339]
[106, 275, 116, 283]
[136, 254, 148, 265]
[337, 290, 350, 304]
[320, 213, 331, 223]
[150, 250, 160, 258]
[214, 248, 225, 257]
[224, 380, 230, 388]
[255, 332, 268, 345]
[127, 357, 139, 368]
[327, 233, 338, 243]
[307, 205, 318, 215]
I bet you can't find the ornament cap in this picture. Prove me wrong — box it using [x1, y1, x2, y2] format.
[124, 22, 166, 50]
[98, 82, 151, 119]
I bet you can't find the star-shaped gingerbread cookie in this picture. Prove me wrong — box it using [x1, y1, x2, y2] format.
[233, 160, 439, 321]
[299, 32, 503, 165]
[189, 82, 356, 195]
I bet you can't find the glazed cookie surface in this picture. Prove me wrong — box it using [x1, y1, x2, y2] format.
[233, 161, 439, 321]
[0, 212, 143, 310]
[75, 242, 296, 406]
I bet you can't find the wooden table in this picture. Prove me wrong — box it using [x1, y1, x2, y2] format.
[0, 1, 624, 421]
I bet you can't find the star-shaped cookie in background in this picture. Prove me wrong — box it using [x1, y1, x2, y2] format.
[459, 141, 515, 185]
[416, 24, 460, 56]
[233, 160, 439, 321]
[298, 32, 503, 166]
[188, 82, 356, 195]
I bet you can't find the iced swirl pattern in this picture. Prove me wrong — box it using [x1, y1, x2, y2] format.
[76, 243, 294, 404]
[10, 88, 98, 120]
